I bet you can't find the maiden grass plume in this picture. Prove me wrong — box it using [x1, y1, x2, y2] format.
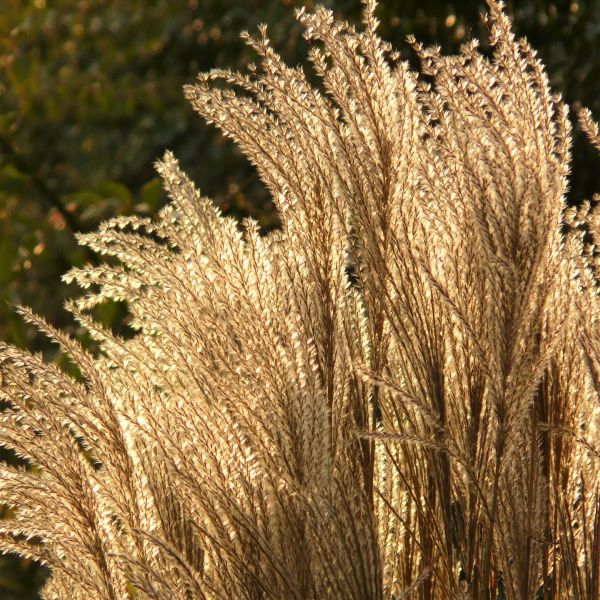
[0, 1, 599, 598]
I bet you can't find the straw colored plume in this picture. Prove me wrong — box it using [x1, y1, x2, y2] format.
[0, 1, 598, 598]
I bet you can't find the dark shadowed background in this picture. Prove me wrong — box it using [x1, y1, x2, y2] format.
[0, 0, 599, 597]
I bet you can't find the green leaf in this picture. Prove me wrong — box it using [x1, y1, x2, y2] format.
[95, 180, 133, 211]
[139, 177, 164, 213]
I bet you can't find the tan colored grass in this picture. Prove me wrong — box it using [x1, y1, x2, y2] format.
[0, 1, 598, 598]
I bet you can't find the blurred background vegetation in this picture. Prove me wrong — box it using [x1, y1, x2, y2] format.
[0, 0, 599, 596]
